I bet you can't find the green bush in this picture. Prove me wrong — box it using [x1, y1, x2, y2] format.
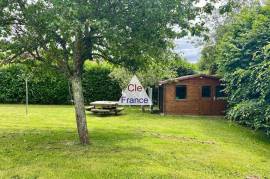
[82, 62, 122, 104]
[227, 101, 269, 131]
[0, 63, 122, 104]
[0, 65, 25, 103]
[213, 5, 270, 135]
[0, 64, 70, 104]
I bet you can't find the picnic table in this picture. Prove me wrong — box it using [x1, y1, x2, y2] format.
[85, 101, 124, 115]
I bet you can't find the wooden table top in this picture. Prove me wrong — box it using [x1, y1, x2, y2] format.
[90, 101, 118, 106]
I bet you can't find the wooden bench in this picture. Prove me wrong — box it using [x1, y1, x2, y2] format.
[85, 101, 124, 115]
[85, 106, 95, 111]
[91, 109, 111, 114]
[90, 108, 124, 115]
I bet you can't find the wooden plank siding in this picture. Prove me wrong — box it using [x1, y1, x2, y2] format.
[162, 76, 227, 116]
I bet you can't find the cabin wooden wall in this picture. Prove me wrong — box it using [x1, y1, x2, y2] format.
[163, 77, 226, 115]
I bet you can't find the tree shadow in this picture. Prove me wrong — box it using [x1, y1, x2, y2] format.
[0, 127, 148, 156]
[0, 127, 156, 179]
[86, 112, 127, 118]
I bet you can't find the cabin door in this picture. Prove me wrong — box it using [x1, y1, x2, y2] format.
[199, 86, 214, 115]
[200, 99, 213, 115]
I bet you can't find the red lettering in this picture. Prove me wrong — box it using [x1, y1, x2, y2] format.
[128, 84, 143, 92]
[128, 84, 134, 92]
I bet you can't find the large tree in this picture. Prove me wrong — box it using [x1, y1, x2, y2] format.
[198, 0, 264, 74]
[0, 0, 214, 144]
[214, 5, 270, 134]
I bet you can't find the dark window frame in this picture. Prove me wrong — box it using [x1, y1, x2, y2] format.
[175, 85, 187, 100]
[201, 86, 212, 98]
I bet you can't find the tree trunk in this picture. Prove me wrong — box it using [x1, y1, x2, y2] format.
[70, 75, 89, 145]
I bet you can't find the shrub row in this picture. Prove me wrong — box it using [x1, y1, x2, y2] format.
[0, 63, 121, 104]
[215, 6, 270, 135]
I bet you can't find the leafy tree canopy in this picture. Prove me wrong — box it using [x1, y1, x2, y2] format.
[110, 53, 196, 88]
[212, 4, 270, 134]
[198, 44, 218, 74]
[0, 0, 217, 74]
[197, 0, 264, 74]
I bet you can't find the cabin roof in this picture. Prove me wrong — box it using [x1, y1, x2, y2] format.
[159, 74, 221, 85]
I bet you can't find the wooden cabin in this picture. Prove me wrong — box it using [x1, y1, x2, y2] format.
[159, 74, 227, 116]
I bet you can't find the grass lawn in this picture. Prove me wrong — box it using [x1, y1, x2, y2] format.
[0, 105, 269, 179]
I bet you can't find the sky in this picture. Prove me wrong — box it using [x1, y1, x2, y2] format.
[173, 0, 266, 63]
[172, 0, 209, 63]
[174, 38, 202, 63]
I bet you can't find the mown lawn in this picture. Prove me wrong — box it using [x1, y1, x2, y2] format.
[0, 105, 269, 179]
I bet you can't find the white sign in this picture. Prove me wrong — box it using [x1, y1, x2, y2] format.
[119, 75, 152, 106]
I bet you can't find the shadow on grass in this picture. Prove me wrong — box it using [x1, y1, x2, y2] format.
[86, 112, 127, 118]
[0, 127, 146, 155]
[0, 128, 154, 179]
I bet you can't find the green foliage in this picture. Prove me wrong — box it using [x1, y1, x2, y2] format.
[110, 55, 196, 88]
[227, 100, 270, 134]
[0, 64, 70, 104]
[0, 63, 121, 104]
[213, 5, 270, 134]
[0, 65, 25, 103]
[198, 0, 262, 75]
[174, 56, 196, 77]
[82, 62, 121, 104]
[110, 64, 176, 89]
[198, 45, 218, 74]
[0, 0, 215, 73]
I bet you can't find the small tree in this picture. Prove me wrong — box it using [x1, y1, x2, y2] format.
[0, 0, 215, 144]
[110, 57, 177, 112]
[110, 54, 195, 88]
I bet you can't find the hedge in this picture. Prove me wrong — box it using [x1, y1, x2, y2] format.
[82, 62, 122, 104]
[215, 6, 270, 135]
[0, 63, 122, 104]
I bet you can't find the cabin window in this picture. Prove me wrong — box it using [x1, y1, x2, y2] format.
[176, 85, 187, 100]
[202, 86, 211, 98]
[216, 85, 226, 98]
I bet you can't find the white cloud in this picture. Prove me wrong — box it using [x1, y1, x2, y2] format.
[174, 38, 202, 63]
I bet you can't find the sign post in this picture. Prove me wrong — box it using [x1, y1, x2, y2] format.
[25, 77, 29, 117]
